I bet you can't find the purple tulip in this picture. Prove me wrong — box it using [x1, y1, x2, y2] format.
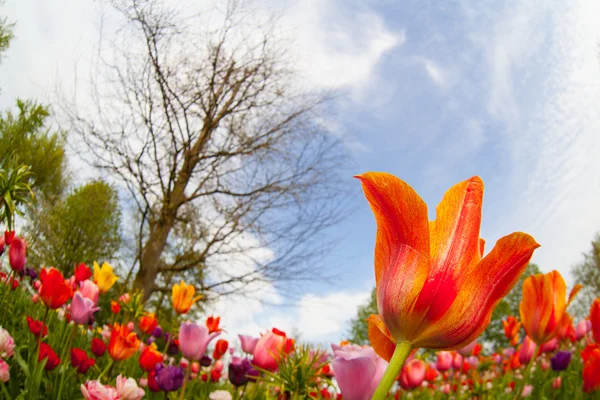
[24, 267, 37, 280]
[239, 334, 259, 354]
[228, 357, 253, 386]
[331, 343, 387, 400]
[550, 351, 572, 371]
[152, 326, 163, 338]
[71, 292, 100, 325]
[178, 321, 220, 361]
[200, 355, 212, 367]
[155, 364, 184, 392]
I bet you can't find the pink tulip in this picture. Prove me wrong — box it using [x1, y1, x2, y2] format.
[178, 321, 220, 361]
[399, 359, 426, 390]
[8, 237, 26, 273]
[79, 280, 100, 305]
[576, 320, 591, 340]
[452, 353, 463, 369]
[71, 292, 100, 325]
[119, 293, 131, 304]
[553, 376, 561, 389]
[32, 294, 39, 303]
[138, 378, 148, 388]
[126, 322, 135, 331]
[81, 380, 119, 400]
[213, 359, 224, 373]
[492, 353, 502, 364]
[116, 375, 145, 400]
[0, 359, 9, 383]
[33, 280, 41, 290]
[442, 383, 451, 394]
[541, 359, 550, 371]
[540, 338, 558, 353]
[457, 340, 476, 356]
[239, 334, 259, 354]
[519, 336, 537, 364]
[331, 343, 387, 400]
[521, 384, 533, 397]
[436, 351, 452, 372]
[252, 330, 287, 371]
[0, 327, 15, 358]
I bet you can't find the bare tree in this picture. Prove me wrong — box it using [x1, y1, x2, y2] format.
[62, 0, 349, 303]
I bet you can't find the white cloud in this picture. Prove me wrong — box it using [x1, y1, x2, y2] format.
[422, 59, 446, 87]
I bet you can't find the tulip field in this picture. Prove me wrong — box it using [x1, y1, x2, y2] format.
[0, 173, 599, 400]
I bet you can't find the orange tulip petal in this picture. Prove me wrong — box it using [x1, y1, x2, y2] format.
[414, 232, 539, 349]
[367, 314, 396, 362]
[414, 177, 484, 324]
[377, 244, 430, 342]
[479, 238, 486, 257]
[567, 284, 583, 306]
[356, 172, 430, 285]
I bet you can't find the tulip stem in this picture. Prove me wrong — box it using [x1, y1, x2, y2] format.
[372, 341, 412, 400]
[179, 363, 191, 400]
[98, 359, 114, 382]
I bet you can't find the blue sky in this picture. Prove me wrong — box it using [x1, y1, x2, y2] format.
[1, 0, 600, 345]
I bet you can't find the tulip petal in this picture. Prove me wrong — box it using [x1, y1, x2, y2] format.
[356, 172, 429, 285]
[333, 356, 376, 400]
[567, 284, 583, 306]
[413, 232, 539, 349]
[367, 314, 396, 362]
[377, 244, 430, 342]
[520, 270, 566, 345]
[414, 177, 484, 324]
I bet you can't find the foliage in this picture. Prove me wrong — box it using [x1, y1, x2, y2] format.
[347, 287, 377, 345]
[571, 232, 600, 320]
[27, 180, 121, 275]
[0, 99, 66, 201]
[0, 163, 34, 230]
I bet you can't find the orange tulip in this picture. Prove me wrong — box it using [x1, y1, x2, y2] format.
[206, 316, 222, 334]
[555, 312, 577, 342]
[590, 298, 600, 344]
[108, 323, 140, 361]
[357, 173, 539, 359]
[519, 271, 582, 345]
[502, 316, 521, 346]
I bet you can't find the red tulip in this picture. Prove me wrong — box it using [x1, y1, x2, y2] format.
[206, 316, 222, 333]
[74, 263, 92, 282]
[213, 339, 229, 360]
[39, 343, 60, 371]
[8, 236, 26, 273]
[70, 348, 96, 373]
[590, 298, 600, 343]
[138, 313, 158, 335]
[399, 359, 426, 390]
[4, 231, 14, 246]
[39, 268, 73, 309]
[91, 338, 106, 357]
[582, 345, 600, 392]
[26, 316, 48, 338]
[139, 344, 163, 372]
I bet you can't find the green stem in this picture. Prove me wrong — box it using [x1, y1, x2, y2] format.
[57, 324, 77, 400]
[0, 270, 14, 312]
[371, 341, 412, 400]
[97, 359, 114, 382]
[179, 363, 191, 400]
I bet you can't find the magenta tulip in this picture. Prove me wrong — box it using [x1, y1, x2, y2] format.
[435, 351, 452, 372]
[540, 338, 558, 354]
[399, 359, 426, 390]
[452, 353, 463, 370]
[331, 343, 387, 400]
[71, 292, 100, 325]
[519, 336, 537, 364]
[8, 237, 26, 273]
[79, 281, 100, 305]
[239, 334, 259, 354]
[178, 321, 220, 361]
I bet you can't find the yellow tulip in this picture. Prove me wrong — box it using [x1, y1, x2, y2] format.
[172, 281, 202, 314]
[93, 261, 118, 294]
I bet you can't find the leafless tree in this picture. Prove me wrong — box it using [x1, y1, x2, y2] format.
[62, 0, 350, 303]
